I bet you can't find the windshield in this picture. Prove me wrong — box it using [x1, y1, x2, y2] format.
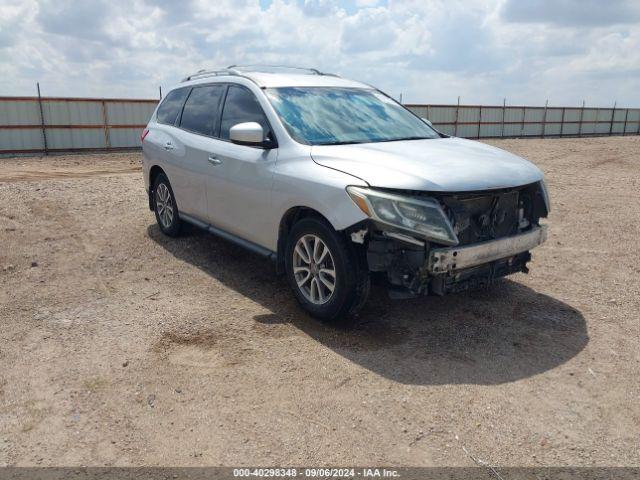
[265, 87, 439, 145]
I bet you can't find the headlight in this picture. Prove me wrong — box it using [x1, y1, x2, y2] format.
[346, 186, 458, 245]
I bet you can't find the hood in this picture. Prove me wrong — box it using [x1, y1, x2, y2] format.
[311, 137, 544, 192]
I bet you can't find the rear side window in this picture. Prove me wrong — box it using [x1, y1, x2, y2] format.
[156, 88, 189, 125]
[180, 85, 226, 136]
[220, 85, 272, 141]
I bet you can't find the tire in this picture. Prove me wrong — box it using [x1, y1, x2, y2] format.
[285, 217, 370, 323]
[152, 173, 182, 237]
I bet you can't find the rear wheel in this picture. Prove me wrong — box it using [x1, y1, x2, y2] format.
[285, 217, 370, 323]
[153, 173, 182, 236]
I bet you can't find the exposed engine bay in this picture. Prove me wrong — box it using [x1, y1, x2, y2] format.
[357, 181, 549, 297]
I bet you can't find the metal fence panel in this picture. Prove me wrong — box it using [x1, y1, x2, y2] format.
[0, 96, 155, 154]
[613, 109, 626, 121]
[107, 101, 156, 125]
[424, 106, 457, 123]
[455, 124, 477, 138]
[479, 122, 502, 138]
[564, 108, 581, 122]
[504, 107, 523, 123]
[625, 110, 640, 133]
[45, 128, 106, 149]
[458, 107, 480, 124]
[502, 122, 522, 137]
[406, 105, 428, 119]
[43, 100, 103, 125]
[435, 124, 455, 136]
[0, 128, 44, 151]
[1, 96, 638, 155]
[109, 128, 144, 148]
[0, 100, 42, 125]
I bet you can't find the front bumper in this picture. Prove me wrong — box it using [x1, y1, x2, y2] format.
[428, 225, 547, 274]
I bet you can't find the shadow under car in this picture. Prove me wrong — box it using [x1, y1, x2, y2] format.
[148, 223, 588, 386]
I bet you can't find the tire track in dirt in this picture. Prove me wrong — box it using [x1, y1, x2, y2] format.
[0, 166, 140, 182]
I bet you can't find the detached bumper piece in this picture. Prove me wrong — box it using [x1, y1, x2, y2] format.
[428, 226, 547, 273]
[426, 226, 547, 296]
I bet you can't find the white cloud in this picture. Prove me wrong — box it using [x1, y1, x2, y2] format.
[341, 7, 398, 53]
[0, 0, 638, 107]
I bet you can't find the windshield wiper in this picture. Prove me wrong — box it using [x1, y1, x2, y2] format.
[378, 136, 434, 143]
[317, 140, 369, 146]
[316, 136, 434, 146]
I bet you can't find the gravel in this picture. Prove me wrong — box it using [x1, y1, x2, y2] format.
[0, 137, 638, 466]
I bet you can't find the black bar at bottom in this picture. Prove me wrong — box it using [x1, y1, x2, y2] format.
[0, 467, 637, 480]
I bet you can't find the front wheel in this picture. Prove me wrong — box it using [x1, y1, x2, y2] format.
[285, 217, 370, 323]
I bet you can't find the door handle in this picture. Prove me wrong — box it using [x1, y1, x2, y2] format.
[163, 142, 175, 151]
[208, 155, 222, 166]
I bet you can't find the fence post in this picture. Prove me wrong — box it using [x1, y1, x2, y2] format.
[609, 101, 616, 136]
[578, 100, 585, 137]
[477, 105, 482, 139]
[560, 107, 565, 137]
[454, 96, 460, 137]
[159, 86, 162, 100]
[622, 109, 628, 136]
[101, 100, 111, 149]
[520, 106, 526, 137]
[541, 99, 548, 138]
[501, 98, 506, 138]
[36, 82, 48, 156]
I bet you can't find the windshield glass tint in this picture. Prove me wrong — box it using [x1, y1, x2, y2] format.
[265, 87, 439, 145]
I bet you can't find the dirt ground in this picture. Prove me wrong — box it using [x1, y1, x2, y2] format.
[0, 136, 638, 467]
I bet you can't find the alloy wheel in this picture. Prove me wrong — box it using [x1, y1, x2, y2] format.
[292, 234, 337, 305]
[155, 183, 174, 229]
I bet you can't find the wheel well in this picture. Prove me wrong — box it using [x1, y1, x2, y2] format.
[148, 166, 166, 210]
[276, 207, 332, 274]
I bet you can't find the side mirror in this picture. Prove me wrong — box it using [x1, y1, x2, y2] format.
[229, 122, 267, 147]
[421, 117, 433, 127]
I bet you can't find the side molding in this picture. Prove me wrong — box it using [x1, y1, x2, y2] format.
[179, 212, 277, 261]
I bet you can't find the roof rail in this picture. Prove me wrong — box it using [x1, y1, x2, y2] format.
[227, 64, 329, 75]
[181, 65, 341, 83]
[181, 68, 243, 82]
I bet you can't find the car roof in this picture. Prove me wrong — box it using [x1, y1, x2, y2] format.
[179, 66, 372, 89]
[241, 72, 370, 89]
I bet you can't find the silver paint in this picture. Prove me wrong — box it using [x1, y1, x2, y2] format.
[143, 70, 548, 255]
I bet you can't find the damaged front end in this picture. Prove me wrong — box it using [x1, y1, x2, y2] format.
[346, 181, 550, 297]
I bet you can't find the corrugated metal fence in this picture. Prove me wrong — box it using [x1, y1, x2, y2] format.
[0, 96, 156, 155]
[407, 103, 640, 138]
[1, 96, 638, 155]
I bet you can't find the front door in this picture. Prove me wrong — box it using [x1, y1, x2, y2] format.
[205, 85, 278, 249]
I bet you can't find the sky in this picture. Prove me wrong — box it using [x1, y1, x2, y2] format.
[0, 0, 638, 106]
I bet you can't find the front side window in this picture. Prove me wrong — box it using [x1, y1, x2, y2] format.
[220, 85, 272, 141]
[156, 88, 189, 125]
[265, 87, 439, 145]
[180, 85, 226, 136]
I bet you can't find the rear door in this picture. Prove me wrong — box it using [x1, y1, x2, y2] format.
[206, 84, 278, 248]
[170, 84, 227, 221]
[146, 87, 191, 210]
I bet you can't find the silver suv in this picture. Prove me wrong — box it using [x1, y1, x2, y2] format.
[142, 65, 549, 322]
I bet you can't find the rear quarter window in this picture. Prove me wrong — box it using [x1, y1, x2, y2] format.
[156, 88, 189, 125]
